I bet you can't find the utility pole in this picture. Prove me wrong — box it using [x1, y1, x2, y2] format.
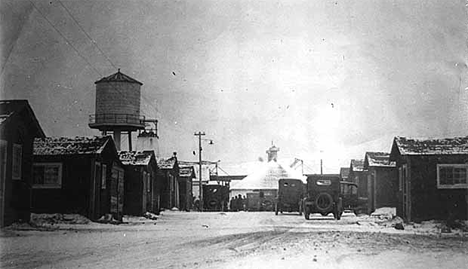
[194, 131, 205, 211]
[320, 159, 323, 175]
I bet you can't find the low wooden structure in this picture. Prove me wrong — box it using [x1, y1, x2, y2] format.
[390, 136, 468, 222]
[158, 153, 180, 210]
[178, 164, 195, 211]
[363, 152, 398, 213]
[119, 150, 161, 215]
[0, 100, 45, 227]
[32, 136, 125, 221]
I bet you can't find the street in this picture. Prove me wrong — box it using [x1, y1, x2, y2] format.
[1, 211, 467, 269]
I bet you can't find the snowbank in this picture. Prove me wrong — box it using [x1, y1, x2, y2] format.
[31, 213, 90, 225]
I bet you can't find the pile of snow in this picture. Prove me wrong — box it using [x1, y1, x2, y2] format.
[31, 213, 90, 225]
[370, 207, 396, 220]
[97, 214, 121, 224]
[143, 212, 158, 220]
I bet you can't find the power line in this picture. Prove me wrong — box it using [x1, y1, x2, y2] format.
[29, 0, 104, 76]
[31, 1, 163, 121]
[57, 0, 117, 70]
[56, 0, 162, 118]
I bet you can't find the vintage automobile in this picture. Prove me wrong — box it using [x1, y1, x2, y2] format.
[340, 181, 368, 215]
[246, 191, 276, 211]
[274, 178, 305, 215]
[203, 184, 229, 211]
[303, 175, 343, 220]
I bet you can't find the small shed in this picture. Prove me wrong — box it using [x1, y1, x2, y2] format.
[340, 167, 350, 181]
[158, 153, 180, 210]
[32, 136, 125, 221]
[119, 150, 161, 215]
[363, 152, 398, 213]
[178, 164, 195, 211]
[0, 100, 45, 227]
[348, 159, 368, 199]
[390, 136, 468, 222]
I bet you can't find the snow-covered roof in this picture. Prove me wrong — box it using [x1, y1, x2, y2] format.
[158, 157, 177, 170]
[95, 69, 143, 85]
[0, 100, 45, 137]
[34, 136, 111, 156]
[350, 159, 364, 172]
[118, 150, 154, 166]
[392, 136, 468, 155]
[230, 160, 305, 190]
[364, 152, 395, 168]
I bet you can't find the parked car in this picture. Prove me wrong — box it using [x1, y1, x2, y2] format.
[246, 191, 275, 211]
[303, 175, 343, 220]
[203, 185, 229, 211]
[274, 178, 305, 215]
[340, 181, 368, 215]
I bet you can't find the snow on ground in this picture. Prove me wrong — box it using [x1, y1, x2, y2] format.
[1, 211, 467, 269]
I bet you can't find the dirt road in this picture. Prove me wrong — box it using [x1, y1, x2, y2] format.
[1, 211, 467, 268]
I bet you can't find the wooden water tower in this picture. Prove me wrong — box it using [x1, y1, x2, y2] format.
[89, 69, 146, 150]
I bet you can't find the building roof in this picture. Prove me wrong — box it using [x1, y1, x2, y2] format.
[34, 136, 112, 156]
[95, 69, 143, 85]
[0, 99, 45, 137]
[350, 159, 365, 172]
[118, 150, 154, 166]
[158, 157, 177, 170]
[392, 136, 468, 156]
[364, 152, 395, 168]
[230, 160, 305, 190]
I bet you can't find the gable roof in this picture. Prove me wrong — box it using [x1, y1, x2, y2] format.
[95, 70, 143, 85]
[364, 152, 395, 168]
[34, 136, 112, 156]
[391, 136, 468, 157]
[158, 156, 178, 170]
[350, 159, 365, 172]
[0, 99, 45, 137]
[119, 150, 155, 166]
[230, 160, 305, 190]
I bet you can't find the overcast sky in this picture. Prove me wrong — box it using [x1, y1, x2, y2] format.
[1, 0, 468, 173]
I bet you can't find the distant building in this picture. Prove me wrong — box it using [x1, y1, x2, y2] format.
[119, 150, 161, 215]
[0, 100, 45, 227]
[32, 136, 125, 221]
[178, 164, 195, 211]
[339, 167, 350, 181]
[363, 152, 398, 213]
[348, 159, 367, 202]
[230, 144, 305, 211]
[390, 136, 468, 222]
[158, 153, 180, 210]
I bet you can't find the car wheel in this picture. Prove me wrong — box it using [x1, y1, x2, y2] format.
[304, 206, 310, 220]
[315, 193, 333, 213]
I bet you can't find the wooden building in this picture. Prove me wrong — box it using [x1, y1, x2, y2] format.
[32, 136, 125, 221]
[0, 100, 45, 227]
[363, 152, 398, 213]
[119, 150, 161, 215]
[158, 153, 180, 210]
[178, 164, 195, 211]
[339, 167, 350, 181]
[348, 159, 368, 200]
[390, 136, 468, 222]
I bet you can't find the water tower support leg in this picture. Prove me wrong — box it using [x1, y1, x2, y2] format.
[114, 130, 121, 151]
[128, 131, 132, 151]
